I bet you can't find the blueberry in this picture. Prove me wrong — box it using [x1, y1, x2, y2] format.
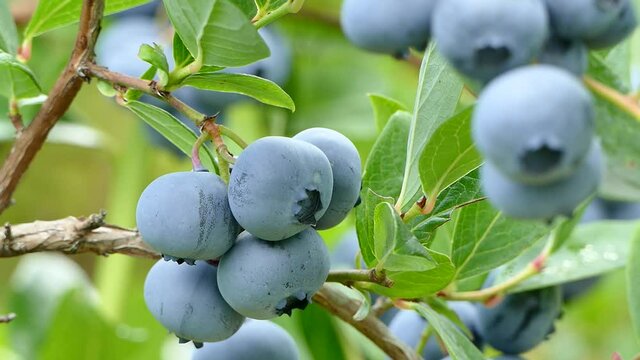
[136, 171, 240, 262]
[580, 198, 609, 223]
[217, 229, 330, 319]
[603, 199, 640, 220]
[562, 276, 601, 302]
[477, 275, 562, 354]
[538, 36, 588, 76]
[443, 356, 525, 360]
[340, 0, 436, 56]
[481, 144, 602, 219]
[431, 0, 548, 83]
[293, 128, 362, 229]
[143, 260, 245, 343]
[388, 302, 483, 359]
[543, 0, 626, 40]
[585, 1, 638, 49]
[473, 65, 594, 184]
[113, 0, 161, 19]
[228, 136, 333, 241]
[191, 320, 299, 360]
[96, 16, 168, 77]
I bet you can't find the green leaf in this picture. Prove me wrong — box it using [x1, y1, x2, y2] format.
[172, 33, 194, 70]
[419, 107, 481, 208]
[24, 0, 152, 40]
[0, 0, 18, 54]
[356, 189, 395, 267]
[228, 0, 259, 17]
[0, 51, 42, 99]
[365, 249, 455, 298]
[180, 72, 295, 111]
[360, 111, 411, 199]
[356, 112, 411, 266]
[628, 231, 640, 345]
[504, 221, 640, 292]
[451, 201, 549, 280]
[368, 93, 407, 133]
[413, 304, 485, 360]
[163, 0, 269, 67]
[138, 44, 169, 86]
[39, 289, 160, 360]
[410, 171, 484, 245]
[397, 43, 464, 211]
[587, 54, 640, 200]
[126, 101, 218, 172]
[372, 202, 434, 272]
[550, 198, 593, 253]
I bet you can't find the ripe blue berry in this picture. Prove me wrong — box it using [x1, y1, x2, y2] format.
[136, 171, 240, 262]
[191, 320, 299, 360]
[144, 260, 245, 344]
[293, 128, 362, 229]
[473, 65, 594, 184]
[538, 37, 588, 76]
[543, 0, 626, 40]
[340, 0, 436, 56]
[228, 136, 333, 241]
[477, 285, 562, 354]
[585, 1, 638, 49]
[432, 0, 548, 83]
[217, 229, 330, 319]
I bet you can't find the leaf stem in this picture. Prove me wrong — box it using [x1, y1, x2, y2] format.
[326, 269, 394, 288]
[191, 132, 210, 172]
[415, 325, 433, 355]
[253, 0, 305, 28]
[439, 233, 554, 302]
[583, 75, 640, 122]
[201, 118, 233, 183]
[219, 124, 248, 149]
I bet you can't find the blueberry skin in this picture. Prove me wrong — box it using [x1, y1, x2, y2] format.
[144, 260, 245, 343]
[228, 136, 333, 241]
[562, 276, 601, 302]
[340, 0, 436, 56]
[477, 286, 562, 354]
[585, 1, 638, 49]
[604, 199, 640, 220]
[293, 128, 362, 229]
[543, 0, 625, 40]
[96, 16, 167, 77]
[136, 172, 240, 261]
[191, 320, 299, 360]
[481, 144, 602, 220]
[538, 36, 588, 76]
[388, 302, 483, 359]
[432, 0, 548, 83]
[473, 65, 594, 184]
[217, 229, 330, 320]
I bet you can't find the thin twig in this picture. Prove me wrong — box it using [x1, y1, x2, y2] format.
[0, 0, 106, 215]
[584, 75, 640, 121]
[0, 213, 159, 259]
[313, 284, 421, 360]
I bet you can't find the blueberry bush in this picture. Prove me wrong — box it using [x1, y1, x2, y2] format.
[1, 0, 640, 359]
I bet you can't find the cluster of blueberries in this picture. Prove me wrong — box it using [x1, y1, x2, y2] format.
[342, 0, 637, 220]
[136, 128, 362, 349]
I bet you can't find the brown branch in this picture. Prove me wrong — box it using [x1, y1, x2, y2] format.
[313, 284, 421, 360]
[0, 213, 159, 259]
[0, 0, 106, 215]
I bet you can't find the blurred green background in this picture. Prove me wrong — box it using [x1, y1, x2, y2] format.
[0, 0, 638, 359]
